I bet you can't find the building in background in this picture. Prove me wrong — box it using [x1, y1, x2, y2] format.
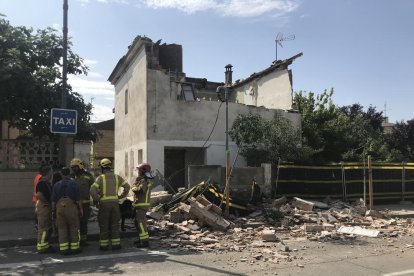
[90, 119, 114, 174]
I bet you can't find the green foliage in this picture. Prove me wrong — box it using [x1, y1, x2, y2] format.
[294, 89, 400, 163]
[230, 88, 411, 164]
[385, 119, 414, 161]
[0, 17, 98, 141]
[229, 113, 306, 166]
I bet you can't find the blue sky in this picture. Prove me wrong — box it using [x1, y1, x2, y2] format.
[1, 0, 413, 122]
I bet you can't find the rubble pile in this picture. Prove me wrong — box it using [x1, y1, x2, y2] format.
[145, 195, 414, 264]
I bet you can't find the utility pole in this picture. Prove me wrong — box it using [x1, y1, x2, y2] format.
[216, 64, 233, 217]
[224, 65, 232, 217]
[60, 0, 69, 166]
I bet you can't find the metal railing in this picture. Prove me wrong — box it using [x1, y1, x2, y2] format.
[273, 161, 414, 202]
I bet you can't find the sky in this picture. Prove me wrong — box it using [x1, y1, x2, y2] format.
[1, 0, 413, 123]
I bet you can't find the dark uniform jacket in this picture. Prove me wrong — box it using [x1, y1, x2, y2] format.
[72, 171, 94, 204]
[52, 178, 80, 203]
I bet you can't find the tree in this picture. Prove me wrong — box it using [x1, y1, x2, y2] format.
[294, 89, 397, 163]
[229, 113, 307, 166]
[340, 104, 384, 132]
[0, 17, 98, 141]
[385, 119, 414, 161]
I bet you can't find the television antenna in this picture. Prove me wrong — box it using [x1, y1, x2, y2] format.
[275, 32, 295, 61]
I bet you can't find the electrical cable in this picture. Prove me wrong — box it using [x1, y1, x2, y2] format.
[165, 101, 224, 186]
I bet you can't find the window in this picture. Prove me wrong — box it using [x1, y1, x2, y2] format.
[124, 152, 128, 177]
[137, 149, 143, 165]
[180, 84, 195, 101]
[130, 150, 134, 177]
[125, 89, 128, 114]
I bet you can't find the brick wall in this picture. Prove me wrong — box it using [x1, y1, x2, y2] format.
[93, 129, 114, 168]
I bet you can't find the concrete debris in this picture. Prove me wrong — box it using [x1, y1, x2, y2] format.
[188, 196, 231, 230]
[337, 226, 380, 237]
[146, 196, 413, 265]
[365, 209, 385, 219]
[272, 196, 288, 207]
[147, 210, 164, 220]
[292, 197, 314, 211]
[262, 230, 278, 242]
[150, 191, 173, 206]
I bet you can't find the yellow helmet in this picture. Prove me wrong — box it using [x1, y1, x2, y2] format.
[100, 158, 112, 168]
[70, 158, 84, 170]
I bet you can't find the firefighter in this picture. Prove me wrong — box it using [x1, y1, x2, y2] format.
[35, 166, 54, 253]
[90, 158, 130, 250]
[70, 158, 94, 246]
[52, 167, 83, 255]
[132, 163, 154, 248]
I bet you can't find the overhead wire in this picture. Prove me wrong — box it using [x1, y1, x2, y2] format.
[165, 101, 224, 186]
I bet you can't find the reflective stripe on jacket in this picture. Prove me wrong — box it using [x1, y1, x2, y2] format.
[132, 177, 153, 208]
[90, 172, 129, 202]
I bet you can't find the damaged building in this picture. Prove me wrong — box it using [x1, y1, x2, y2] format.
[108, 36, 302, 190]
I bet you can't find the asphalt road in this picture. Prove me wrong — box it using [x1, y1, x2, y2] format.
[1, 236, 414, 276]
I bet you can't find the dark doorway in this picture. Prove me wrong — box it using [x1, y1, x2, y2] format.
[164, 149, 186, 193]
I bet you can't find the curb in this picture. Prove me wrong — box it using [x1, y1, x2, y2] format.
[0, 231, 137, 249]
[389, 213, 414, 219]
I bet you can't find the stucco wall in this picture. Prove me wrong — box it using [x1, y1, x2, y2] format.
[114, 47, 148, 177]
[0, 171, 34, 210]
[147, 69, 300, 143]
[140, 68, 300, 177]
[113, 51, 300, 182]
[74, 142, 91, 169]
[235, 69, 293, 110]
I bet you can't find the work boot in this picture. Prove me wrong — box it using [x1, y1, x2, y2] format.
[71, 248, 82, 255]
[60, 250, 70, 256]
[112, 244, 122, 250]
[135, 240, 149, 248]
[99, 246, 109, 251]
[38, 246, 56, 254]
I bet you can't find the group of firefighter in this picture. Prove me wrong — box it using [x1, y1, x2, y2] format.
[34, 157, 153, 255]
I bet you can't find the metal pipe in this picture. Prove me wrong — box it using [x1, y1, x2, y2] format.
[363, 156, 366, 204]
[402, 161, 406, 201]
[274, 157, 281, 198]
[368, 155, 373, 210]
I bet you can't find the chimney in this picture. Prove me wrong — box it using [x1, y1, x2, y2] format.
[225, 64, 233, 86]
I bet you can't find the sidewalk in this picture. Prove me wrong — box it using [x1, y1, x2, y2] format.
[377, 203, 414, 218]
[0, 218, 137, 248]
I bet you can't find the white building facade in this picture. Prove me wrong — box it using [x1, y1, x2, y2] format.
[108, 36, 302, 190]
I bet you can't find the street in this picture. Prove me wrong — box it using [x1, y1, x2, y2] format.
[1, 236, 414, 276]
